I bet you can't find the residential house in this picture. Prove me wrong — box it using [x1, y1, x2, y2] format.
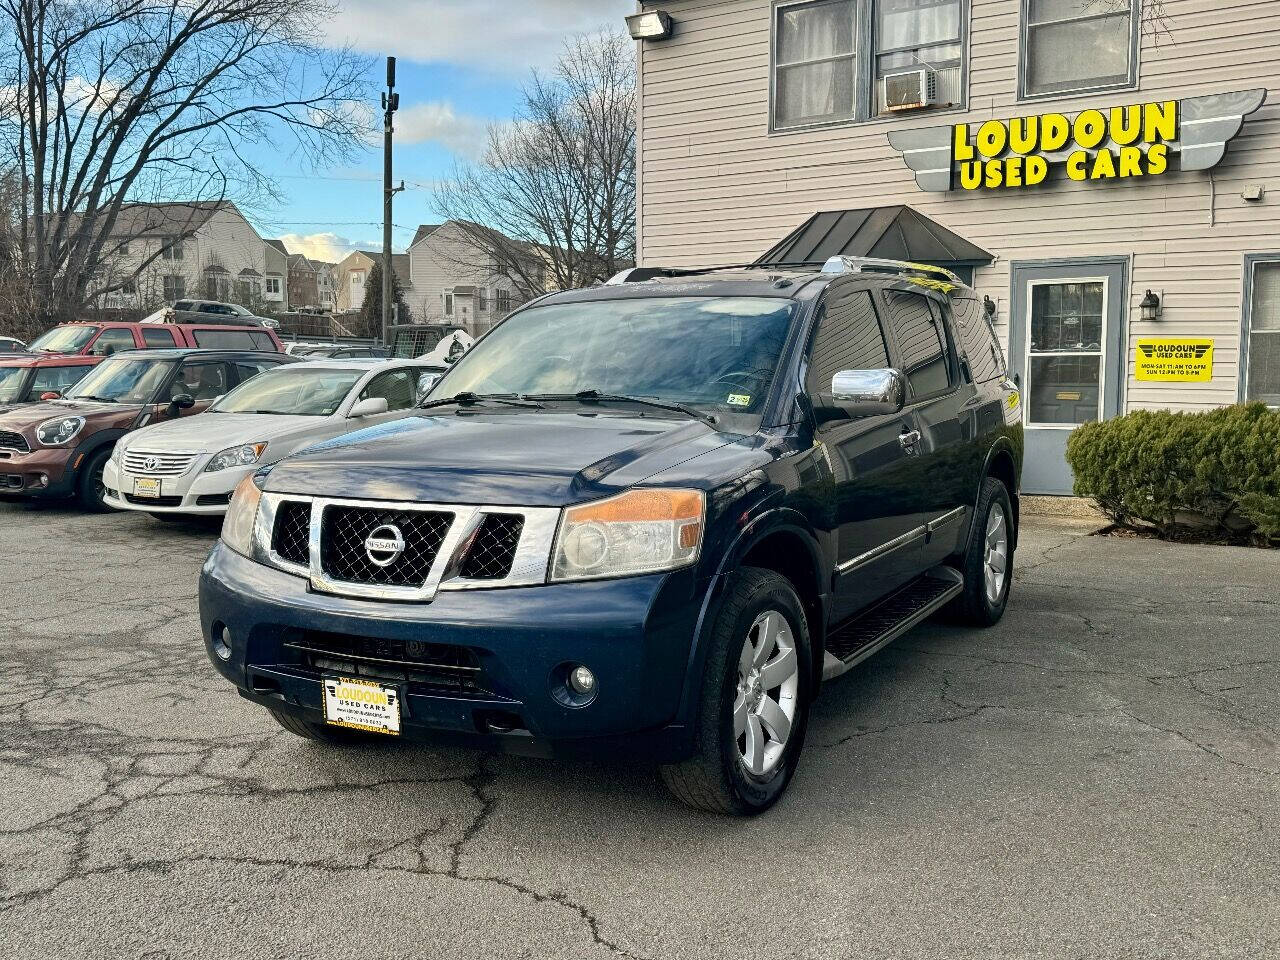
[334, 250, 411, 316]
[262, 239, 289, 311]
[315, 261, 336, 311]
[402, 220, 544, 337]
[286, 253, 322, 310]
[94, 201, 270, 311]
[632, 0, 1278, 494]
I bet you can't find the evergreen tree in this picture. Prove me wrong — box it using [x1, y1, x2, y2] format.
[358, 260, 411, 338]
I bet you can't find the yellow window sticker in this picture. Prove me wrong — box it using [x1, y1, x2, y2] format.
[727, 393, 752, 407]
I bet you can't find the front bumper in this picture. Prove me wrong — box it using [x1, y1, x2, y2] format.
[105, 457, 244, 515]
[199, 542, 706, 759]
[0, 445, 75, 497]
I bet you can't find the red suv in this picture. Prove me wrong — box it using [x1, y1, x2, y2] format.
[26, 320, 283, 357]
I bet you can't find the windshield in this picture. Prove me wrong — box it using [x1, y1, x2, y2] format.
[28, 325, 98, 353]
[436, 297, 795, 415]
[0, 366, 29, 402]
[65, 357, 175, 404]
[211, 367, 363, 416]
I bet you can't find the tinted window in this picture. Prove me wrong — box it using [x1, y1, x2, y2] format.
[173, 361, 231, 400]
[234, 361, 276, 383]
[91, 328, 138, 356]
[806, 287, 891, 394]
[29, 365, 92, 399]
[883, 290, 952, 397]
[192, 329, 255, 349]
[951, 297, 1005, 383]
[359, 369, 417, 411]
[142, 327, 178, 348]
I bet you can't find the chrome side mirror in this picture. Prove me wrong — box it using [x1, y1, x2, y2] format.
[817, 368, 906, 421]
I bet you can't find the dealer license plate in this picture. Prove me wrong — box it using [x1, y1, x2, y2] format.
[132, 476, 162, 499]
[322, 677, 401, 735]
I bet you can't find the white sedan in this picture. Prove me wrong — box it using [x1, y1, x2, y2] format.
[104, 358, 443, 517]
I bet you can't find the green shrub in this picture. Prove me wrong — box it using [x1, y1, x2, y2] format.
[1065, 403, 1280, 543]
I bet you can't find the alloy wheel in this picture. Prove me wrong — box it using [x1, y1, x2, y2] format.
[734, 610, 799, 777]
[983, 502, 1009, 606]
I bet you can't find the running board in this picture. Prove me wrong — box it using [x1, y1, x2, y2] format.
[822, 567, 963, 681]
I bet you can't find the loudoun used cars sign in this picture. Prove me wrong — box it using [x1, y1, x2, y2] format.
[887, 89, 1266, 193]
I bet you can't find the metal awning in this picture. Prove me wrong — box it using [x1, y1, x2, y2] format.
[757, 206, 994, 268]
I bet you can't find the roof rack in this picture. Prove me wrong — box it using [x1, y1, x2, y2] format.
[604, 257, 964, 287]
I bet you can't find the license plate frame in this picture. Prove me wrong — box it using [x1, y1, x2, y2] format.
[132, 476, 162, 499]
[321, 677, 402, 735]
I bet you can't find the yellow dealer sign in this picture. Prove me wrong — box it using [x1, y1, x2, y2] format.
[1135, 339, 1214, 382]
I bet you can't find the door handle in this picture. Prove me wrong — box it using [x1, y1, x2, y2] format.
[899, 429, 922, 448]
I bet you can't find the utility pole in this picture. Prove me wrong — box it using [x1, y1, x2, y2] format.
[381, 56, 403, 347]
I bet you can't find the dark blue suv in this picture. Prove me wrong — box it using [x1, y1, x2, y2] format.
[200, 257, 1022, 814]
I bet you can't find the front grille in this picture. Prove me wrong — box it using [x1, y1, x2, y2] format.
[0, 474, 22, 490]
[283, 629, 485, 696]
[126, 494, 183, 507]
[320, 506, 452, 587]
[196, 493, 232, 507]
[0, 431, 29, 453]
[272, 501, 312, 565]
[460, 514, 524, 580]
[123, 450, 198, 476]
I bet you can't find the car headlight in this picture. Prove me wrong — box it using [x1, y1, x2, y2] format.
[221, 474, 264, 558]
[36, 416, 85, 446]
[204, 442, 268, 473]
[111, 441, 125, 465]
[551, 488, 705, 582]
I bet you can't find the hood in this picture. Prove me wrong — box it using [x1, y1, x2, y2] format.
[122, 412, 333, 455]
[263, 409, 737, 506]
[0, 398, 140, 433]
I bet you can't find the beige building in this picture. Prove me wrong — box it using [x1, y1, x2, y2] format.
[334, 250, 410, 315]
[634, 0, 1277, 493]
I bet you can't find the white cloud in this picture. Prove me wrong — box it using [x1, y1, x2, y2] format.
[396, 101, 488, 157]
[325, 0, 634, 73]
[277, 232, 363, 263]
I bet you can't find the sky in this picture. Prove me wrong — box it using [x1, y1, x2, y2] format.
[264, 0, 635, 263]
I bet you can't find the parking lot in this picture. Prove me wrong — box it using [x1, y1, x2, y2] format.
[1, 501, 1277, 959]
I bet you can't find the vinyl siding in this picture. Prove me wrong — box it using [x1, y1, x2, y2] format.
[404, 222, 527, 337]
[637, 0, 1280, 412]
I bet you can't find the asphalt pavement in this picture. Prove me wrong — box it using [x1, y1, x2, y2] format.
[1, 499, 1277, 959]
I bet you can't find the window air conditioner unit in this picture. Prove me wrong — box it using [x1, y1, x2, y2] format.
[881, 67, 938, 112]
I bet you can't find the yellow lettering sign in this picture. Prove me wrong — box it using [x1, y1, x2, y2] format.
[1134, 338, 1215, 382]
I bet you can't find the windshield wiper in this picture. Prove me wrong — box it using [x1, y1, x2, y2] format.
[69, 395, 117, 403]
[525, 390, 717, 426]
[420, 391, 543, 411]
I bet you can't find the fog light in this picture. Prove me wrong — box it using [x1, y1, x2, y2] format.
[568, 665, 596, 695]
[213, 625, 232, 661]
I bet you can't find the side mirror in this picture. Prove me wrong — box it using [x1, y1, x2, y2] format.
[40, 391, 61, 401]
[349, 396, 389, 418]
[814, 369, 906, 422]
[169, 393, 195, 413]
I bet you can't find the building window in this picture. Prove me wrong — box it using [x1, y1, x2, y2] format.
[876, 0, 963, 113]
[1245, 258, 1280, 407]
[163, 274, 185, 301]
[162, 240, 184, 261]
[265, 277, 281, 296]
[772, 0, 966, 130]
[478, 288, 488, 311]
[121, 279, 137, 296]
[118, 241, 130, 256]
[1020, 0, 1137, 99]
[444, 290, 454, 316]
[496, 289, 511, 314]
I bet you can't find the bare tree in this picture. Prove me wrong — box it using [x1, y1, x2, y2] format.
[0, 0, 369, 336]
[434, 30, 635, 295]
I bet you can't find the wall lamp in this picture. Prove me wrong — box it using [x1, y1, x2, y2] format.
[1140, 289, 1163, 321]
[983, 295, 998, 321]
[626, 10, 674, 41]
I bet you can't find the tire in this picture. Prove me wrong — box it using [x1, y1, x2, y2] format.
[268, 707, 383, 745]
[660, 568, 813, 815]
[946, 476, 1015, 626]
[76, 448, 112, 512]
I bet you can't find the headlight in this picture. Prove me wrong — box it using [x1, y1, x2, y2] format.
[36, 416, 84, 446]
[221, 474, 263, 558]
[111, 441, 125, 465]
[204, 442, 268, 473]
[551, 488, 705, 582]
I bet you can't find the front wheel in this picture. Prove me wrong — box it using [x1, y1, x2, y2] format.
[76, 448, 112, 512]
[946, 476, 1015, 626]
[660, 568, 812, 815]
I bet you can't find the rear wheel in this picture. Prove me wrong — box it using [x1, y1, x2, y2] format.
[268, 707, 384, 745]
[76, 448, 112, 512]
[946, 476, 1015, 626]
[660, 568, 812, 815]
